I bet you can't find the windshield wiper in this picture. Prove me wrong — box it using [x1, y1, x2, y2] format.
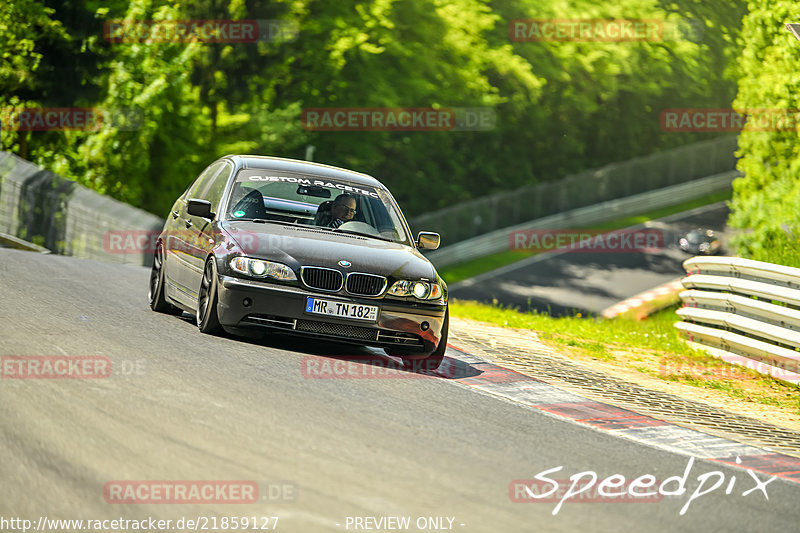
[335, 229, 394, 243]
[235, 218, 294, 227]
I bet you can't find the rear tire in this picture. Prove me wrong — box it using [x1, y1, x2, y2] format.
[148, 242, 182, 315]
[400, 307, 448, 372]
[197, 258, 223, 335]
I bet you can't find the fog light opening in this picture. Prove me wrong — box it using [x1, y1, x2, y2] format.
[420, 321, 429, 331]
[243, 298, 253, 308]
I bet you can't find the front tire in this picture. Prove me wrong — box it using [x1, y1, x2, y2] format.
[148, 242, 182, 315]
[197, 258, 223, 334]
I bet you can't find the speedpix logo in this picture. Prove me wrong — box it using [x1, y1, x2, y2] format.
[510, 457, 776, 515]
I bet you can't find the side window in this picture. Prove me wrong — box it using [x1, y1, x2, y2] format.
[185, 162, 224, 200]
[227, 182, 251, 213]
[201, 163, 234, 214]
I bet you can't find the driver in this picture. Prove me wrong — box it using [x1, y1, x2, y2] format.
[327, 193, 357, 228]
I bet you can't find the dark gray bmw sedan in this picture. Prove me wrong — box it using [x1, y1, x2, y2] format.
[148, 155, 448, 370]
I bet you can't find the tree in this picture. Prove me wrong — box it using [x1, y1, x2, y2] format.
[728, 1, 800, 267]
[0, 1, 69, 158]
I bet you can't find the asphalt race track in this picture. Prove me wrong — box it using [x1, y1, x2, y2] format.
[450, 202, 731, 316]
[1, 247, 799, 532]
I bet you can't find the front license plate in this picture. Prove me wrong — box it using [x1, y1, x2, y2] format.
[305, 297, 378, 322]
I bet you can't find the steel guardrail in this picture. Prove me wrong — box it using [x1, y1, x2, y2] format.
[411, 135, 738, 247]
[426, 171, 739, 268]
[676, 256, 800, 384]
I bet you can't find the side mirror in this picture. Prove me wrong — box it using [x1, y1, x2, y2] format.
[416, 232, 440, 250]
[187, 198, 214, 219]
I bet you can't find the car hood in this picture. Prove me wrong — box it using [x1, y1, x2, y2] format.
[220, 221, 437, 280]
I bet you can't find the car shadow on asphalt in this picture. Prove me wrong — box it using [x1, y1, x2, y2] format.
[176, 312, 483, 380]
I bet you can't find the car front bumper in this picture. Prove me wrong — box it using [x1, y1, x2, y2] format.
[216, 275, 447, 353]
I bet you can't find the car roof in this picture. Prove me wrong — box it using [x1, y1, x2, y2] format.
[225, 155, 386, 189]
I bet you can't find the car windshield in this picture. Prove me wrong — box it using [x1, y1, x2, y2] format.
[225, 169, 411, 245]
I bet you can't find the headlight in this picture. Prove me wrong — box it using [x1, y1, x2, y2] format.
[388, 280, 443, 300]
[251, 261, 267, 276]
[412, 282, 429, 299]
[230, 257, 296, 281]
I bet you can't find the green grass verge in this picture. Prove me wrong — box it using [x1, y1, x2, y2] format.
[439, 190, 732, 284]
[450, 300, 800, 413]
[451, 300, 685, 353]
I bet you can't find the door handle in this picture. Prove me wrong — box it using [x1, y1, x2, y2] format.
[172, 210, 180, 219]
[185, 219, 193, 228]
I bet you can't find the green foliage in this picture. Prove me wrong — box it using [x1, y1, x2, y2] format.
[68, 0, 207, 213]
[4, 0, 747, 219]
[0, 1, 69, 156]
[0, 1, 67, 93]
[729, 1, 800, 267]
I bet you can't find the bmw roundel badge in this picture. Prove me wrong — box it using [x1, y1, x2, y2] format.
[338, 260, 351, 268]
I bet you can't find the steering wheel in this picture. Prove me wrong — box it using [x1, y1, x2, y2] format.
[336, 221, 381, 237]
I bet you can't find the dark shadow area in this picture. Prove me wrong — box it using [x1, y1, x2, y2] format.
[18, 169, 76, 253]
[176, 312, 483, 379]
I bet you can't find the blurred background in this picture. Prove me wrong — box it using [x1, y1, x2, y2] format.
[1, 0, 798, 268]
